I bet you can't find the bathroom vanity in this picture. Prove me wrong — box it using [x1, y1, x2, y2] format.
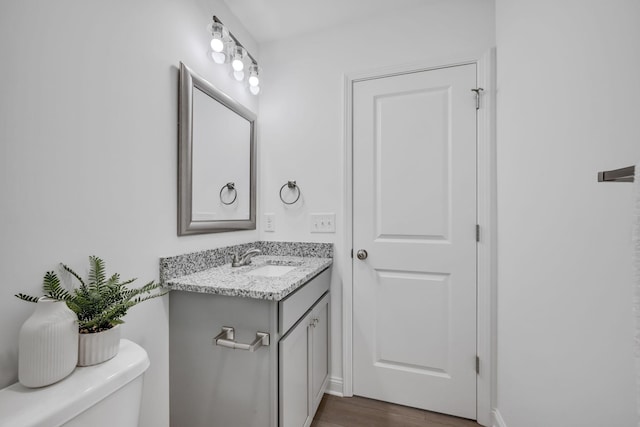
[161, 242, 332, 427]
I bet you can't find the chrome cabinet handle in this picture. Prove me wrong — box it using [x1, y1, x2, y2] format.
[214, 327, 270, 352]
[356, 249, 368, 260]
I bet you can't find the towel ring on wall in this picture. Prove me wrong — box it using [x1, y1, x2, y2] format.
[279, 181, 301, 205]
[219, 182, 238, 205]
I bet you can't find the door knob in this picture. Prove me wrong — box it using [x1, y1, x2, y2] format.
[356, 249, 368, 260]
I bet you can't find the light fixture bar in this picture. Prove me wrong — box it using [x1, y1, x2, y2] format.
[212, 15, 258, 66]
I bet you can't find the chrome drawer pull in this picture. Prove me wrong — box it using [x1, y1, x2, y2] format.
[213, 327, 270, 352]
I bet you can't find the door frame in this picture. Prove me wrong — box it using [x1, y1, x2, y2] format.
[342, 49, 496, 426]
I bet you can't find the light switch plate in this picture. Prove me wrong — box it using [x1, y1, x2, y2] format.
[310, 213, 336, 233]
[264, 213, 275, 232]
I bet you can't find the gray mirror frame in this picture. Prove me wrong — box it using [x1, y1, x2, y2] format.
[178, 62, 257, 235]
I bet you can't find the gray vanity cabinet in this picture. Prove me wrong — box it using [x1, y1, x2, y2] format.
[169, 267, 331, 427]
[310, 293, 330, 415]
[279, 292, 330, 427]
[280, 309, 313, 427]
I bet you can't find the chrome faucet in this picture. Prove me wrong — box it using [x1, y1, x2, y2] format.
[232, 248, 261, 267]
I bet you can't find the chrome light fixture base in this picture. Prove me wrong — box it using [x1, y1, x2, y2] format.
[209, 16, 261, 95]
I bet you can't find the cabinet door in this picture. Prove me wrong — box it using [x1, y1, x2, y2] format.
[310, 294, 330, 415]
[279, 311, 312, 427]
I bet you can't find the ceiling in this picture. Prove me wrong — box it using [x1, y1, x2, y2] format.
[223, 0, 427, 43]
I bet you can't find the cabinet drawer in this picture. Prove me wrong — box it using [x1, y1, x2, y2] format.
[279, 267, 331, 334]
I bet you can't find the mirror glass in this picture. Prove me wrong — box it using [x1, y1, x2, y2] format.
[178, 62, 256, 235]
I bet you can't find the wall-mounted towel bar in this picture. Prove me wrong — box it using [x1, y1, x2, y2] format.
[598, 166, 635, 182]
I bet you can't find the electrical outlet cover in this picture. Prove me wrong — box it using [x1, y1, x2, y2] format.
[264, 213, 275, 232]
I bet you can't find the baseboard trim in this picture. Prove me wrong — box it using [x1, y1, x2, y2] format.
[325, 376, 344, 397]
[492, 409, 507, 427]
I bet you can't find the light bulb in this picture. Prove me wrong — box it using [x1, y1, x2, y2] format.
[211, 51, 226, 64]
[210, 38, 224, 52]
[233, 70, 245, 81]
[209, 22, 226, 53]
[250, 85, 260, 95]
[232, 58, 244, 71]
[248, 64, 259, 86]
[231, 46, 245, 71]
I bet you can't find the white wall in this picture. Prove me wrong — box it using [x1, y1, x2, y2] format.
[0, 2, 258, 426]
[257, 0, 495, 390]
[495, 1, 640, 426]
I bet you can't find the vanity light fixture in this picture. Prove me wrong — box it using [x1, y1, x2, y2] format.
[208, 15, 261, 96]
[209, 21, 228, 53]
[248, 64, 260, 87]
[231, 46, 245, 71]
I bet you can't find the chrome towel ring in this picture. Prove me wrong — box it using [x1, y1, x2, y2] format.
[219, 182, 238, 205]
[279, 180, 301, 205]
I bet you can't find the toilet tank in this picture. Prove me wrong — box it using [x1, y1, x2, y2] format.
[0, 339, 150, 427]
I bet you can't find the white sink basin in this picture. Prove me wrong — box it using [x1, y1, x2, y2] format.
[246, 265, 298, 277]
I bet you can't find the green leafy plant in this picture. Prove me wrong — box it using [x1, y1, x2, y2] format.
[16, 256, 167, 333]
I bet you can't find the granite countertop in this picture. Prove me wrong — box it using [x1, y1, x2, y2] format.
[164, 255, 332, 301]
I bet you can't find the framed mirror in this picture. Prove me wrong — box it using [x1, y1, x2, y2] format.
[178, 62, 256, 235]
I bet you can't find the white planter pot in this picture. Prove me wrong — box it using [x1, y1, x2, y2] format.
[18, 297, 78, 388]
[78, 325, 121, 366]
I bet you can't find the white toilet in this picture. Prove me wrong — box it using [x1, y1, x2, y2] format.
[0, 339, 150, 427]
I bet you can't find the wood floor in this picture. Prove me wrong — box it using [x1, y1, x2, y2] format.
[311, 394, 482, 427]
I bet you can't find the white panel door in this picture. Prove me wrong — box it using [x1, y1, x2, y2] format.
[352, 64, 477, 419]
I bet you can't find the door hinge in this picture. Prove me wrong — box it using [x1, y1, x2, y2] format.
[476, 355, 480, 374]
[351, 249, 353, 259]
[476, 224, 480, 242]
[471, 88, 484, 110]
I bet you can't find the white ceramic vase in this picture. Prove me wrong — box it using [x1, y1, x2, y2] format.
[18, 297, 78, 388]
[78, 325, 121, 366]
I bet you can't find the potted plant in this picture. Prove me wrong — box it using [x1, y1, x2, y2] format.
[16, 255, 166, 366]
